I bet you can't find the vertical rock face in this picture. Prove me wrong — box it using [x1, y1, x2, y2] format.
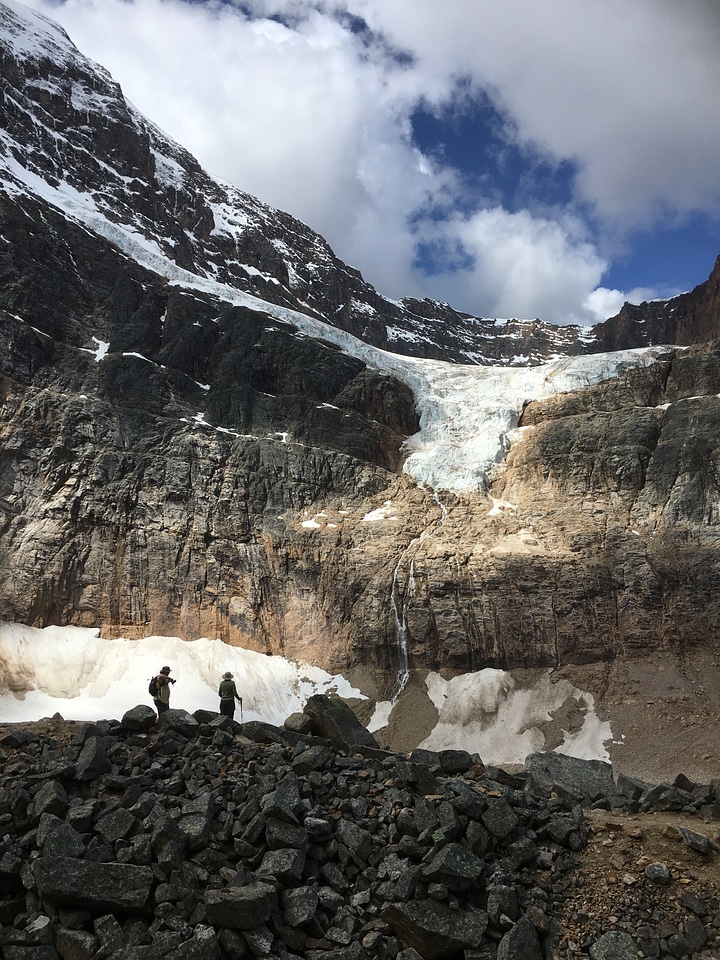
[1, 1, 719, 686]
[2, 320, 720, 679]
[595, 255, 720, 351]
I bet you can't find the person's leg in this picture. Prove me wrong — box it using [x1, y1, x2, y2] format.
[156, 700, 169, 716]
[220, 700, 234, 720]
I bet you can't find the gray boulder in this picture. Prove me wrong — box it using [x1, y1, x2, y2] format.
[421, 843, 485, 892]
[256, 847, 306, 884]
[158, 709, 200, 737]
[75, 737, 111, 781]
[28, 781, 69, 822]
[281, 884, 319, 926]
[497, 915, 542, 960]
[121, 704, 157, 732]
[524, 753, 616, 803]
[32, 857, 153, 914]
[283, 711, 314, 735]
[589, 930, 640, 960]
[204, 883, 277, 930]
[383, 900, 488, 960]
[302, 694, 379, 751]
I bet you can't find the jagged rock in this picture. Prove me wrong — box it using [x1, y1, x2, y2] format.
[336, 819, 374, 865]
[676, 825, 713, 854]
[0, 731, 37, 749]
[291, 744, 333, 775]
[524, 753, 616, 803]
[0, 718, 716, 957]
[421, 843, 485, 891]
[382, 899, 489, 959]
[589, 930, 640, 960]
[54, 926, 98, 959]
[39, 821, 85, 859]
[32, 858, 153, 914]
[74, 738, 111, 781]
[684, 917, 709, 952]
[496, 915, 542, 960]
[260, 772, 304, 824]
[545, 817, 585, 850]
[680, 889, 710, 917]
[256, 847, 306, 884]
[481, 798, 519, 839]
[121, 705, 158, 732]
[158, 709, 199, 737]
[487, 884, 520, 925]
[644, 862, 671, 885]
[437, 748, 479, 775]
[204, 883, 278, 930]
[281, 885, 320, 926]
[302, 695, 379, 751]
[95, 808, 140, 844]
[28, 781, 69, 822]
[284, 712, 315, 735]
[616, 773, 651, 802]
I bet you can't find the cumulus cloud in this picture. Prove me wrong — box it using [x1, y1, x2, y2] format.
[24, 0, 720, 323]
[415, 207, 609, 324]
[355, 0, 720, 227]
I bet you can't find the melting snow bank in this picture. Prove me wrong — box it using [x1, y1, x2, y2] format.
[369, 668, 612, 765]
[0, 622, 363, 726]
[1, 622, 611, 765]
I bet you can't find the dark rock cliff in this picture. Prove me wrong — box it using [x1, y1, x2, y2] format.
[1, 1, 720, 686]
[594, 255, 720, 351]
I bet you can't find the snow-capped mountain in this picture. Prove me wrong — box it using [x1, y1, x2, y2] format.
[1, 0, 720, 738]
[6, 0, 718, 368]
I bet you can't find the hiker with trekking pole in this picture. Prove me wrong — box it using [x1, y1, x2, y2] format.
[218, 671, 243, 722]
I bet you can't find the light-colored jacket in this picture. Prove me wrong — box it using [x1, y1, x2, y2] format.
[155, 675, 171, 704]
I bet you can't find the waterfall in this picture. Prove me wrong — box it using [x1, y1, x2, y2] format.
[433, 490, 448, 526]
[390, 557, 414, 701]
[388, 494, 446, 701]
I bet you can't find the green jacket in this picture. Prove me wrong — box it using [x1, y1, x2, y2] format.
[218, 679, 240, 701]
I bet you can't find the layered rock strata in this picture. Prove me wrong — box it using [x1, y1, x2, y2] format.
[1, 1, 720, 687]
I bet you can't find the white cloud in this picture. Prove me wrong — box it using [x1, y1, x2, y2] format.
[418, 207, 609, 324]
[353, 0, 720, 227]
[583, 285, 668, 325]
[23, 0, 720, 323]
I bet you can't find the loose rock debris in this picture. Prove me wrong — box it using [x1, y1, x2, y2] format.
[0, 703, 718, 959]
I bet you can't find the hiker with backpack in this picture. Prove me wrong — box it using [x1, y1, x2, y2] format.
[149, 665, 175, 716]
[218, 671, 243, 721]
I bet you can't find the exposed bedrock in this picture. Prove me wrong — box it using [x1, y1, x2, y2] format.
[1, 319, 720, 681]
[2, 2, 720, 693]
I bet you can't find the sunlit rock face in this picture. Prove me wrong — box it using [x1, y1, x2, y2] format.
[595, 254, 720, 350]
[1, 1, 719, 689]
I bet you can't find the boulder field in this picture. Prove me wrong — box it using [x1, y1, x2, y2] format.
[0, 696, 718, 959]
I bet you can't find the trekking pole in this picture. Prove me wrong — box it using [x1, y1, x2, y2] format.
[239, 698, 244, 724]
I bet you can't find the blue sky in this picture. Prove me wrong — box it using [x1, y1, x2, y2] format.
[25, 0, 720, 325]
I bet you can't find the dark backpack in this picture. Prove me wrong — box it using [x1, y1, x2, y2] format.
[148, 676, 159, 697]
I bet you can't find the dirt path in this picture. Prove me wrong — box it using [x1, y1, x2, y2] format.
[555, 808, 720, 956]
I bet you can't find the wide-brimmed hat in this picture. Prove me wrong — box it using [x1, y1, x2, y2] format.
[160, 666, 171, 675]
[223, 671, 233, 680]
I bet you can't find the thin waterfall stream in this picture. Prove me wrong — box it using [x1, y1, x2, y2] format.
[390, 557, 414, 701]
[388, 492, 449, 702]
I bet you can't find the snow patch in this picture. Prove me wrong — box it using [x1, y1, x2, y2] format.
[0, 622, 364, 726]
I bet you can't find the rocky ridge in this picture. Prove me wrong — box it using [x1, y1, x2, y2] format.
[2, 0, 719, 368]
[0, 0, 595, 367]
[0, 701, 719, 960]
